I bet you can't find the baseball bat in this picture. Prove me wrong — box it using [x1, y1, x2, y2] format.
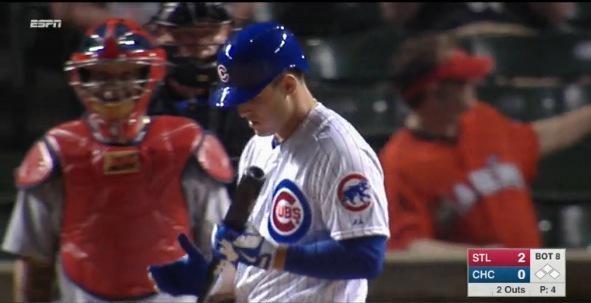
[198, 165, 265, 303]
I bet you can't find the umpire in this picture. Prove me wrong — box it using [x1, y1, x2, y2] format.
[147, 2, 252, 175]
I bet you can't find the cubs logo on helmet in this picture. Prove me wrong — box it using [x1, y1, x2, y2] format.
[337, 173, 372, 212]
[210, 22, 310, 108]
[268, 179, 311, 243]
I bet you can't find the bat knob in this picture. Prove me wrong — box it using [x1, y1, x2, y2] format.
[245, 166, 264, 180]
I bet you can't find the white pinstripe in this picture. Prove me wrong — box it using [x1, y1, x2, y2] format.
[235, 103, 389, 302]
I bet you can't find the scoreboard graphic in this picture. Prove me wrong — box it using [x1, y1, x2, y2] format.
[467, 249, 566, 297]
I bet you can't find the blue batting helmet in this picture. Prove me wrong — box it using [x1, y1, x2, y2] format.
[210, 22, 309, 108]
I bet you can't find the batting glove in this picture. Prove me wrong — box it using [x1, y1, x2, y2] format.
[147, 234, 208, 296]
[212, 224, 279, 270]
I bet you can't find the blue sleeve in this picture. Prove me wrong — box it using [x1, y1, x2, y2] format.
[283, 235, 387, 280]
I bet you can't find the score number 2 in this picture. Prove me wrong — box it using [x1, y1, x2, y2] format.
[517, 252, 526, 280]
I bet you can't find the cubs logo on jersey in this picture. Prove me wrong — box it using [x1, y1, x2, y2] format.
[338, 173, 372, 212]
[268, 179, 311, 243]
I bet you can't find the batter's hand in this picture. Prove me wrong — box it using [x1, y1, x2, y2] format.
[147, 234, 209, 296]
[212, 224, 279, 270]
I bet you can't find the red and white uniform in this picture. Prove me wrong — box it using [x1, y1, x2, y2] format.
[3, 116, 233, 302]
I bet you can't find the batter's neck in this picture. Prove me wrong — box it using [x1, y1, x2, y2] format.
[275, 86, 317, 143]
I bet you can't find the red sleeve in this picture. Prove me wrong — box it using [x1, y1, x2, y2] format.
[15, 139, 57, 188]
[379, 143, 435, 251]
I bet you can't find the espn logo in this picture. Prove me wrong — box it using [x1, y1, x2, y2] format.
[30, 19, 62, 28]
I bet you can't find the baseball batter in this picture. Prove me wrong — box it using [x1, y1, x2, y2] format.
[149, 22, 390, 302]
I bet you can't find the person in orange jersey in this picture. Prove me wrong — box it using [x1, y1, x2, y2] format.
[380, 34, 591, 253]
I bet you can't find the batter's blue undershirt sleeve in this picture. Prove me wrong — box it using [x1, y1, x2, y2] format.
[283, 235, 387, 279]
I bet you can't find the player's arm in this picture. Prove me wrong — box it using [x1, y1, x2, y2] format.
[184, 130, 235, 250]
[148, 233, 385, 297]
[278, 235, 387, 279]
[213, 225, 387, 279]
[532, 104, 591, 158]
[148, 132, 235, 297]
[3, 140, 62, 301]
[181, 159, 233, 261]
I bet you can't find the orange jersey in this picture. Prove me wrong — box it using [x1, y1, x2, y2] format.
[379, 102, 541, 250]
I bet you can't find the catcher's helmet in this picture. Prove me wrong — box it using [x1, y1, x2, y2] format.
[65, 18, 166, 120]
[64, 18, 166, 143]
[210, 22, 309, 108]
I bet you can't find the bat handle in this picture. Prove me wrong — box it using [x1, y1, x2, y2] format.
[197, 257, 224, 303]
[197, 165, 265, 302]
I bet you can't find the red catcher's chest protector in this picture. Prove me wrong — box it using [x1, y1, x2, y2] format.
[49, 116, 201, 300]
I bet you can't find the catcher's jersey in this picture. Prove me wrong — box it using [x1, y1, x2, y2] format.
[234, 102, 390, 303]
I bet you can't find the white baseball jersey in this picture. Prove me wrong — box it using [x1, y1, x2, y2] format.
[233, 102, 390, 303]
